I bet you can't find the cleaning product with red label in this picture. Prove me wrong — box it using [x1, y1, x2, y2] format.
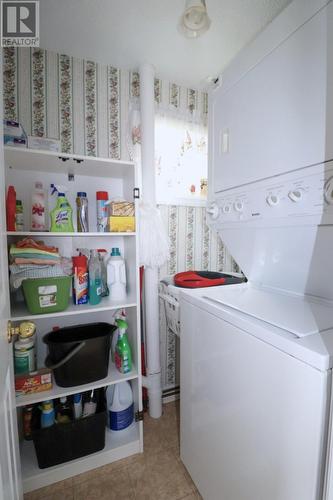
[31, 182, 46, 231]
[96, 191, 108, 232]
[50, 186, 74, 232]
[114, 318, 132, 374]
[106, 381, 134, 431]
[6, 185, 16, 231]
[72, 255, 88, 305]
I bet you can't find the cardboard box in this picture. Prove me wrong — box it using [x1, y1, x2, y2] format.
[108, 216, 136, 233]
[15, 368, 52, 396]
[110, 201, 135, 217]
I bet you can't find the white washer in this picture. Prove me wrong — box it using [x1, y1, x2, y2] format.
[180, 284, 333, 500]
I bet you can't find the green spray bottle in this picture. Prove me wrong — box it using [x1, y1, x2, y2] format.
[114, 318, 132, 374]
[50, 185, 74, 232]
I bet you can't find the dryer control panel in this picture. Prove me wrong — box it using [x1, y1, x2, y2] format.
[207, 161, 333, 228]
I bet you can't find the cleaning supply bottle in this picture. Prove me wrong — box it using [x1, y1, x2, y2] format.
[106, 248, 127, 301]
[14, 335, 36, 374]
[76, 192, 89, 232]
[97, 249, 109, 297]
[72, 255, 88, 305]
[73, 393, 83, 419]
[88, 250, 102, 305]
[31, 181, 46, 231]
[96, 191, 108, 232]
[14, 321, 36, 375]
[41, 400, 55, 428]
[106, 382, 134, 431]
[15, 200, 24, 231]
[115, 318, 132, 374]
[50, 187, 74, 232]
[55, 397, 73, 424]
[6, 185, 16, 231]
[82, 390, 97, 417]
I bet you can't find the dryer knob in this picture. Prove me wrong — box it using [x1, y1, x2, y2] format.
[207, 203, 219, 220]
[234, 201, 244, 212]
[266, 194, 280, 207]
[288, 189, 303, 202]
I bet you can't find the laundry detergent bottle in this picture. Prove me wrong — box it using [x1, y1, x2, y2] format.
[106, 381, 134, 432]
[50, 189, 74, 232]
[114, 318, 132, 374]
[106, 248, 127, 301]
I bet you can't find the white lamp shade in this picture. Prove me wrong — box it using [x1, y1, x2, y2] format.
[179, 0, 211, 38]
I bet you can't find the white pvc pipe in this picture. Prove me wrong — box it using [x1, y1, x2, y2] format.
[139, 62, 162, 419]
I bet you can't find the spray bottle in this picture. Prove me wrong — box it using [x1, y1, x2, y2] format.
[111, 309, 127, 362]
[115, 318, 132, 374]
[50, 184, 74, 232]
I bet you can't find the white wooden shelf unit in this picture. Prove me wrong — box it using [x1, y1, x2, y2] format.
[4, 147, 143, 493]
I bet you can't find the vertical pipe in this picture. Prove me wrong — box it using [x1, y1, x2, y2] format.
[139, 63, 162, 418]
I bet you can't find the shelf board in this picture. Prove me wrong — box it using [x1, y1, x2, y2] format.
[7, 231, 136, 237]
[10, 295, 137, 321]
[16, 363, 139, 407]
[4, 146, 135, 178]
[21, 423, 141, 493]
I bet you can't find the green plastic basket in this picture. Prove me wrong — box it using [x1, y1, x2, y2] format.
[22, 276, 71, 314]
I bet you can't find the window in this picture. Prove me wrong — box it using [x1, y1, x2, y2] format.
[155, 114, 208, 206]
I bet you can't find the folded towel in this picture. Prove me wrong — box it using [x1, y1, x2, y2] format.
[10, 259, 73, 290]
[10, 247, 60, 259]
[14, 258, 60, 265]
[16, 238, 59, 253]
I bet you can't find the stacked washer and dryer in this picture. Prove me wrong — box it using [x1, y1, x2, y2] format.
[180, 1, 333, 499]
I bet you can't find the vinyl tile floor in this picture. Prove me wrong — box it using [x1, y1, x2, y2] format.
[24, 401, 202, 500]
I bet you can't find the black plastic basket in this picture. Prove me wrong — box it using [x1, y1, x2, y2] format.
[32, 391, 106, 468]
[43, 322, 116, 387]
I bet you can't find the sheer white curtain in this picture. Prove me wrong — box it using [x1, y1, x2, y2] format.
[155, 114, 208, 206]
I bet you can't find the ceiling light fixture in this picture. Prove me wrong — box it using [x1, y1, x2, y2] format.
[179, 0, 211, 39]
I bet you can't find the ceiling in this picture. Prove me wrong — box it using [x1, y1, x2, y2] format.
[39, 0, 292, 89]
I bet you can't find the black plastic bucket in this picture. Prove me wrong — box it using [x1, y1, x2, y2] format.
[43, 322, 116, 387]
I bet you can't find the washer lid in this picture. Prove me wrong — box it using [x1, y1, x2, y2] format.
[202, 285, 333, 338]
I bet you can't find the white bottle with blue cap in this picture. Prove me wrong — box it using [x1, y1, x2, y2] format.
[106, 248, 127, 301]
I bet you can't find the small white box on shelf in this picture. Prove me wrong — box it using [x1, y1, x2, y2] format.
[28, 136, 61, 152]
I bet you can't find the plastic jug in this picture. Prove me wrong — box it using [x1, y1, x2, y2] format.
[106, 381, 134, 431]
[106, 248, 127, 301]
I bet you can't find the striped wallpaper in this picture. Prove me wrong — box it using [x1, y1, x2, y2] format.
[158, 205, 239, 393]
[159, 205, 239, 277]
[3, 47, 238, 395]
[3, 48, 208, 159]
